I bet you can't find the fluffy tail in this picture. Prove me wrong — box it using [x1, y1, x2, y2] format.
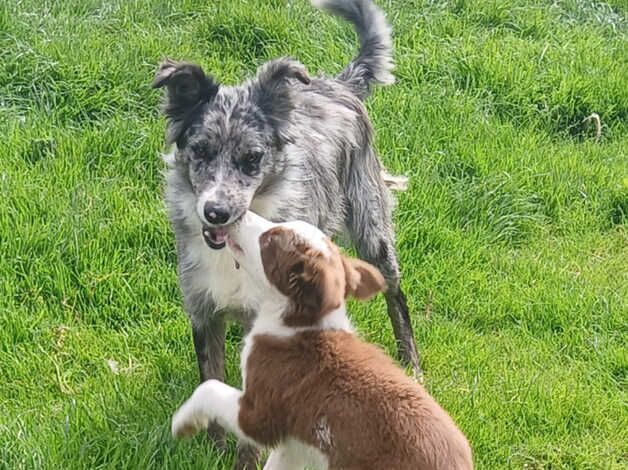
[312, 0, 394, 99]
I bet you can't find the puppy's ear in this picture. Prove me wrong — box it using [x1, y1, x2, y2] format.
[152, 59, 219, 145]
[341, 256, 387, 301]
[251, 57, 310, 145]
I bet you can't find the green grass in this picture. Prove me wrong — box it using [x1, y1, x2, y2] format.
[1, 0, 626, 468]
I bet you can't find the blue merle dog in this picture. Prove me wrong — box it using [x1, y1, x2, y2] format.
[153, 0, 421, 466]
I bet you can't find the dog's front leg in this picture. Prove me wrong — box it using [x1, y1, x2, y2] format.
[180, 276, 228, 442]
[182, 290, 225, 384]
[183, 283, 260, 468]
[172, 379, 253, 444]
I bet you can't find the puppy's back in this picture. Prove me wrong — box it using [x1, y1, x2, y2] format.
[244, 330, 472, 469]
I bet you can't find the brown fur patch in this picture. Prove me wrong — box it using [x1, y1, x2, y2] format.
[260, 227, 344, 326]
[239, 330, 473, 469]
[341, 256, 386, 300]
[260, 227, 387, 327]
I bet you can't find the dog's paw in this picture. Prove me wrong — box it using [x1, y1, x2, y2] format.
[234, 442, 260, 470]
[171, 399, 206, 439]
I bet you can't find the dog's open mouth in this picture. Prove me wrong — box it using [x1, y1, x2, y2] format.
[201, 225, 243, 270]
[202, 226, 228, 250]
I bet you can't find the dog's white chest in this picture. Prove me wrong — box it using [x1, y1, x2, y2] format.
[185, 235, 246, 311]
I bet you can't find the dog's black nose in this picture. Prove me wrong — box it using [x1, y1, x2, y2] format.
[204, 203, 230, 225]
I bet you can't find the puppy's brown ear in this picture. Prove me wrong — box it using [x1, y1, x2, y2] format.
[152, 59, 219, 145]
[342, 256, 387, 301]
[251, 57, 310, 145]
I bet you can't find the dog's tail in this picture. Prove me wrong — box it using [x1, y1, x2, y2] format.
[312, 0, 394, 99]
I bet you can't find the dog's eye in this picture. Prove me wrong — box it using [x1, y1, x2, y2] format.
[244, 151, 263, 165]
[241, 151, 263, 175]
[189, 145, 212, 161]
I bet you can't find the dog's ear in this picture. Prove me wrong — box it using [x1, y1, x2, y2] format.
[251, 57, 310, 145]
[341, 256, 387, 301]
[152, 59, 219, 145]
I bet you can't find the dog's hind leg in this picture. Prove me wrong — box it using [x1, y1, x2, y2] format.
[384, 279, 422, 381]
[345, 151, 422, 379]
[355, 230, 422, 380]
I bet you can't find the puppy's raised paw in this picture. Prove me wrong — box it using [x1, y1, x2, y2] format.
[171, 399, 206, 439]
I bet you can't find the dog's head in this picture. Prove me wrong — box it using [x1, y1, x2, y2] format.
[226, 211, 386, 327]
[153, 58, 310, 249]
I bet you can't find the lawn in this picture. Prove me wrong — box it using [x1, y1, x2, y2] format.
[0, 0, 626, 468]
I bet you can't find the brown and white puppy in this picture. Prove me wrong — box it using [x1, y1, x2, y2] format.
[171, 211, 473, 470]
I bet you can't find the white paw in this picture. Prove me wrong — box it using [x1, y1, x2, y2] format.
[171, 398, 206, 439]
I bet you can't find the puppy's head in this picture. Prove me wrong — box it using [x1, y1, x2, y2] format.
[152, 58, 310, 250]
[227, 212, 386, 327]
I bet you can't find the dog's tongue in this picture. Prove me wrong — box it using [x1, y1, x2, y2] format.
[211, 228, 227, 244]
[202, 226, 228, 249]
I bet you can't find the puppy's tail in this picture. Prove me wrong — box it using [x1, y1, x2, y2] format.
[312, 0, 394, 99]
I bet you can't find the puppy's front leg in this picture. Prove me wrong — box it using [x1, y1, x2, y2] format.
[172, 379, 250, 443]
